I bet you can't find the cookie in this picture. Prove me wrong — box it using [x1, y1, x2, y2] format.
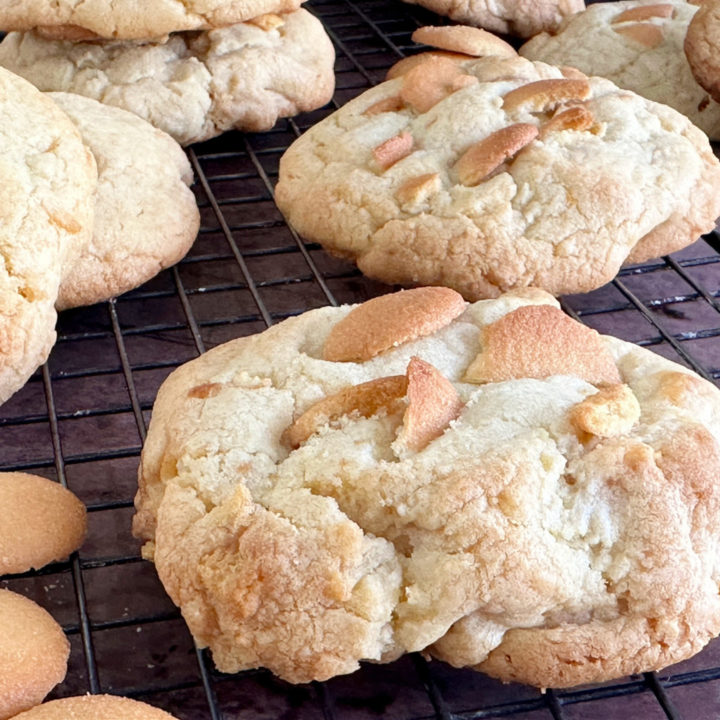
[48, 93, 200, 309]
[133, 286, 720, 687]
[0, 67, 96, 405]
[0, 589, 69, 719]
[520, 0, 720, 140]
[0, 0, 305, 41]
[684, 0, 720, 104]
[12, 695, 179, 719]
[274, 50, 720, 300]
[0, 10, 336, 146]
[399, 0, 584, 37]
[0, 472, 86, 575]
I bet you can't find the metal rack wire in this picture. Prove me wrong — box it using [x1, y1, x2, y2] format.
[2, 0, 720, 717]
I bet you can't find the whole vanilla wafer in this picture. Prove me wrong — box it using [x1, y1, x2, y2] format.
[0, 472, 86, 575]
[12, 695, 180, 719]
[0, 590, 69, 720]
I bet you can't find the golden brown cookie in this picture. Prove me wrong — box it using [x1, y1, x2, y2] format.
[134, 287, 720, 687]
[0, 472, 86, 576]
[0, 590, 69, 720]
[0, 10, 336, 146]
[275, 52, 720, 300]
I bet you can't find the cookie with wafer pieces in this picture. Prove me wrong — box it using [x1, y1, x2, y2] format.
[520, 0, 720, 140]
[0, 9, 335, 146]
[400, 0, 584, 37]
[684, 0, 720, 104]
[0, 67, 96, 406]
[275, 52, 720, 300]
[12, 695, 180, 719]
[134, 286, 720, 687]
[48, 93, 200, 308]
[0, 0, 306, 41]
[0, 590, 69, 719]
[0, 472, 86, 575]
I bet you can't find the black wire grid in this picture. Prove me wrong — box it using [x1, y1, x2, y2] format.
[2, 0, 720, 717]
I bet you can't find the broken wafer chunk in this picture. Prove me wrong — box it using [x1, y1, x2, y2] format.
[400, 55, 477, 113]
[283, 375, 407, 448]
[373, 131, 414, 169]
[464, 305, 622, 385]
[364, 95, 406, 115]
[396, 356, 464, 452]
[323, 287, 466, 363]
[540, 105, 595, 136]
[248, 13, 286, 30]
[611, 4, 675, 23]
[396, 172, 441, 206]
[411, 25, 517, 58]
[455, 123, 538, 186]
[570, 383, 641, 438]
[502, 78, 591, 113]
[613, 22, 665, 47]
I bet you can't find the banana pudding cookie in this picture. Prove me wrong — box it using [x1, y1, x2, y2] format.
[134, 286, 720, 687]
[684, 0, 720, 104]
[520, 0, 720, 140]
[0, 67, 96, 405]
[0, 10, 335, 146]
[399, 0, 584, 37]
[0, 0, 305, 41]
[49, 93, 200, 309]
[275, 40, 720, 300]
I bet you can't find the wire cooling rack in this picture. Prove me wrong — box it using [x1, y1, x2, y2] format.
[2, 0, 720, 717]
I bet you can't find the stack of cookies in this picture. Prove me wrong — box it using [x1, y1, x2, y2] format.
[0, 1, 336, 146]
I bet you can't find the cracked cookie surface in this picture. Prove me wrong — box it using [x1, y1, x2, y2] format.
[133, 286, 720, 687]
[520, 0, 720, 140]
[0, 9, 335, 146]
[275, 51, 720, 300]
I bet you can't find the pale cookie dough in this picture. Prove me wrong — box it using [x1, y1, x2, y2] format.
[400, 0, 584, 37]
[48, 93, 200, 309]
[0, 67, 96, 406]
[0, 0, 305, 41]
[684, 0, 720, 104]
[12, 695, 179, 719]
[0, 10, 336, 146]
[0, 589, 69, 720]
[275, 51, 720, 300]
[0, 472, 86, 575]
[520, 0, 720, 140]
[133, 286, 720, 687]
